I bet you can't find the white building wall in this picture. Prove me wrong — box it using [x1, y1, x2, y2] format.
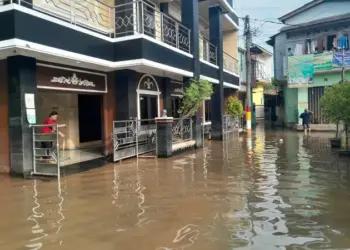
[285, 2, 350, 24]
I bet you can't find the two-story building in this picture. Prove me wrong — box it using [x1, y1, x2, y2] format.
[267, 0, 350, 128]
[250, 44, 273, 122]
[0, 0, 239, 175]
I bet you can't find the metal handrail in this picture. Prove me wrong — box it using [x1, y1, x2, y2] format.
[114, 0, 191, 53]
[199, 36, 218, 65]
[223, 51, 239, 74]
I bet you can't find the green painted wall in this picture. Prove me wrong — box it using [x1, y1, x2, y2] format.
[297, 88, 308, 124]
[313, 71, 350, 87]
[284, 87, 298, 124]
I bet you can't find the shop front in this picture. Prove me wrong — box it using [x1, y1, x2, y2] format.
[35, 63, 110, 166]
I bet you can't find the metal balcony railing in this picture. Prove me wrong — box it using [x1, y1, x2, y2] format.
[0, 0, 191, 54]
[199, 36, 217, 65]
[223, 52, 239, 75]
[114, 1, 191, 53]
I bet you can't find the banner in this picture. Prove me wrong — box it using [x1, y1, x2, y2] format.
[313, 52, 333, 71]
[288, 55, 313, 85]
[333, 51, 350, 67]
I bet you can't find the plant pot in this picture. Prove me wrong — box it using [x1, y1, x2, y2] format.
[330, 138, 341, 148]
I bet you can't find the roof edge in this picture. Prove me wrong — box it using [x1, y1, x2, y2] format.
[278, 0, 324, 23]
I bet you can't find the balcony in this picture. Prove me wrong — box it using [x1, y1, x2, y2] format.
[199, 36, 218, 65]
[0, 0, 191, 54]
[223, 52, 239, 75]
[115, 1, 191, 53]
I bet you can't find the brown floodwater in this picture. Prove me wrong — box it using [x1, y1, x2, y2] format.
[2, 130, 350, 250]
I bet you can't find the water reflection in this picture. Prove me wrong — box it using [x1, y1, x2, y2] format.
[3, 131, 350, 249]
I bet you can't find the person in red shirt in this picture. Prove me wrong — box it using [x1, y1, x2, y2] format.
[41, 111, 64, 160]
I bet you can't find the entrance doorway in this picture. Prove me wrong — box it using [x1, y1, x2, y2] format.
[140, 94, 158, 122]
[78, 94, 102, 143]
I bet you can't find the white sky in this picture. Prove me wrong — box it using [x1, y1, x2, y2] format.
[234, 0, 310, 51]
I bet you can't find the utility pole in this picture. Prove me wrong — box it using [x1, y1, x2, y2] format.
[244, 15, 252, 132]
[341, 47, 345, 83]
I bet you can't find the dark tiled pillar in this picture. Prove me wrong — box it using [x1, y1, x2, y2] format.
[7, 56, 37, 176]
[115, 70, 137, 120]
[156, 117, 173, 158]
[209, 6, 224, 140]
[181, 0, 200, 78]
[162, 77, 171, 115]
[181, 0, 202, 148]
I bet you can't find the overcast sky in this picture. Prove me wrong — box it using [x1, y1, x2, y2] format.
[234, 0, 310, 51]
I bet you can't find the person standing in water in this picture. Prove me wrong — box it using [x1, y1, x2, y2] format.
[300, 109, 313, 134]
[41, 111, 65, 161]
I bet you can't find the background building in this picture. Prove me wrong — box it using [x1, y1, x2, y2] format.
[267, 0, 350, 128]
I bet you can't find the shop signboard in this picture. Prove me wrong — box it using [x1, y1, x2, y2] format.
[37, 64, 107, 93]
[333, 51, 350, 67]
[169, 82, 184, 96]
[313, 52, 333, 71]
[288, 55, 313, 85]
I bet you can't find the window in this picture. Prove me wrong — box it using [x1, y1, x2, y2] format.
[205, 99, 211, 122]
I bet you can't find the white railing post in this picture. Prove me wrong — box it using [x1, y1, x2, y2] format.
[215, 47, 218, 65]
[175, 22, 179, 49]
[56, 124, 60, 178]
[32, 126, 36, 174]
[190, 119, 193, 140]
[140, 1, 144, 34]
[188, 29, 191, 53]
[135, 119, 139, 158]
[161, 13, 164, 42]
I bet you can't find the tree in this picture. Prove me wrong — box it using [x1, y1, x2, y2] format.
[320, 84, 344, 138]
[320, 82, 350, 148]
[225, 96, 243, 118]
[179, 78, 213, 118]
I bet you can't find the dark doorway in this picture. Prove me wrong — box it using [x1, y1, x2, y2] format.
[140, 95, 158, 123]
[171, 97, 181, 118]
[78, 94, 102, 143]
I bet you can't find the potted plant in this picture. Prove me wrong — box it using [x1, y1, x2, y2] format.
[320, 84, 344, 148]
[225, 96, 244, 118]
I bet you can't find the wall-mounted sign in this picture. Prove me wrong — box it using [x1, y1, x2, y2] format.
[25, 93, 35, 109]
[37, 64, 107, 93]
[169, 82, 184, 96]
[138, 75, 159, 92]
[26, 109, 36, 124]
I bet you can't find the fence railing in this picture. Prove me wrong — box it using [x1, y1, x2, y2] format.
[113, 118, 156, 162]
[223, 52, 239, 75]
[199, 36, 217, 65]
[222, 114, 243, 134]
[30, 124, 62, 177]
[172, 118, 193, 144]
[114, 0, 191, 53]
[0, 0, 191, 53]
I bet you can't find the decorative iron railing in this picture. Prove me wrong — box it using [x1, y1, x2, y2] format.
[199, 36, 217, 65]
[172, 118, 193, 144]
[113, 118, 156, 162]
[114, 0, 191, 53]
[222, 114, 243, 134]
[0, 0, 191, 53]
[223, 52, 239, 75]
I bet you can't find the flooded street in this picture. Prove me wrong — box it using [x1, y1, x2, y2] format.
[2, 130, 350, 249]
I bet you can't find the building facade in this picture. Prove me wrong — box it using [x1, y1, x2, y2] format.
[267, 0, 350, 127]
[251, 44, 273, 122]
[0, 0, 239, 175]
